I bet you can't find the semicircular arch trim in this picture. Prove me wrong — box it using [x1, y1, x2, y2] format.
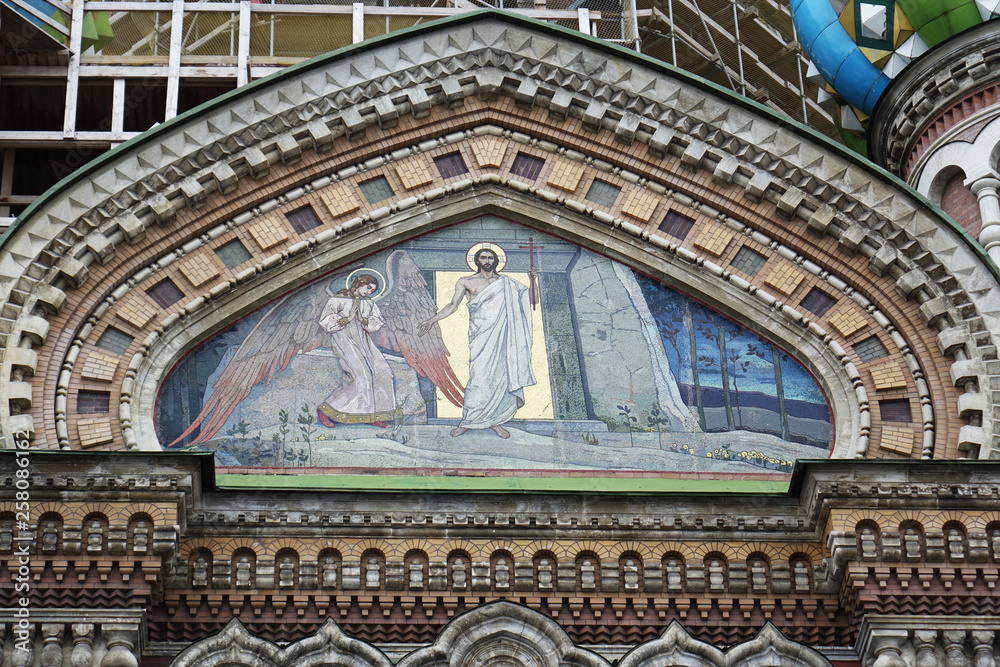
[0, 11, 994, 466]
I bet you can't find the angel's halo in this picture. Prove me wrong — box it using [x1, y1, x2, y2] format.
[465, 242, 508, 272]
[329, 268, 388, 300]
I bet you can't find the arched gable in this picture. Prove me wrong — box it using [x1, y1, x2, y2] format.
[1, 11, 996, 464]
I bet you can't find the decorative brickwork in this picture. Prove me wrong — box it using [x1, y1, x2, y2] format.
[827, 304, 869, 338]
[869, 360, 908, 390]
[879, 424, 916, 455]
[116, 297, 158, 329]
[621, 189, 659, 222]
[215, 239, 253, 270]
[179, 252, 224, 288]
[4, 455, 1000, 660]
[693, 227, 736, 257]
[763, 263, 805, 297]
[471, 138, 507, 168]
[395, 159, 435, 190]
[730, 246, 767, 277]
[77, 419, 114, 448]
[247, 216, 291, 250]
[585, 179, 621, 208]
[3, 14, 1000, 667]
[854, 335, 889, 363]
[96, 327, 134, 355]
[321, 184, 361, 218]
[81, 350, 120, 382]
[547, 159, 585, 192]
[359, 176, 394, 204]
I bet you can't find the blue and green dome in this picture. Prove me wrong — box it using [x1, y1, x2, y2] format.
[792, 0, 1000, 152]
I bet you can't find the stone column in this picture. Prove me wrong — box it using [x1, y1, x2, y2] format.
[970, 177, 1000, 263]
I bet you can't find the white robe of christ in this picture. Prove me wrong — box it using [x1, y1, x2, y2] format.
[459, 275, 536, 429]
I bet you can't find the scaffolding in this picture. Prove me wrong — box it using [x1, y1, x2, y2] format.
[0, 0, 832, 228]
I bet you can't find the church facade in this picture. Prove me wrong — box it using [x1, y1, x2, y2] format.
[3, 11, 1000, 666]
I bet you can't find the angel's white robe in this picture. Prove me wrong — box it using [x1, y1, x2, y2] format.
[459, 275, 536, 430]
[317, 296, 397, 424]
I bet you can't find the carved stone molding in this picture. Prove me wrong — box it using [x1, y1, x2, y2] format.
[168, 616, 390, 667]
[396, 601, 607, 667]
[857, 616, 1000, 667]
[617, 620, 833, 667]
[165, 601, 828, 667]
[0, 609, 145, 667]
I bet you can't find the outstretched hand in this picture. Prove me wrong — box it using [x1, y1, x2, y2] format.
[416, 320, 433, 337]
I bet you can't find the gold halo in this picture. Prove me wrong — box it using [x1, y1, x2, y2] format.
[343, 268, 387, 300]
[466, 242, 507, 272]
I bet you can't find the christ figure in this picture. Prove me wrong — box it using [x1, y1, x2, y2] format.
[417, 247, 536, 438]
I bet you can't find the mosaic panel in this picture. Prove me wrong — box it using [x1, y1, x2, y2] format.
[157, 217, 832, 474]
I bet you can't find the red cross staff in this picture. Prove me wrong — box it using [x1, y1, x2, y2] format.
[519, 237, 543, 309]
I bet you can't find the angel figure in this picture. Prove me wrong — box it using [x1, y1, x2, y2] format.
[316, 274, 396, 427]
[167, 250, 464, 448]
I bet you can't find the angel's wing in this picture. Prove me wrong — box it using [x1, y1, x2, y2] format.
[371, 250, 465, 407]
[166, 282, 335, 448]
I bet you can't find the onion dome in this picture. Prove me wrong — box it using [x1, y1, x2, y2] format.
[791, 0, 999, 154]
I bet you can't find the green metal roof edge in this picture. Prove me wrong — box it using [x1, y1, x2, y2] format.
[214, 473, 789, 494]
[3, 9, 998, 285]
[7, 449, 1000, 495]
[186, 457, 1000, 494]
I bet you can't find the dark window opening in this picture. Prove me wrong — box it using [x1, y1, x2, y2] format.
[658, 211, 695, 240]
[147, 279, 184, 308]
[286, 205, 322, 235]
[78, 390, 111, 414]
[880, 399, 912, 422]
[800, 287, 836, 317]
[434, 152, 469, 179]
[510, 152, 544, 180]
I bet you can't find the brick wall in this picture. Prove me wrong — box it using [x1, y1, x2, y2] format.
[940, 172, 982, 238]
